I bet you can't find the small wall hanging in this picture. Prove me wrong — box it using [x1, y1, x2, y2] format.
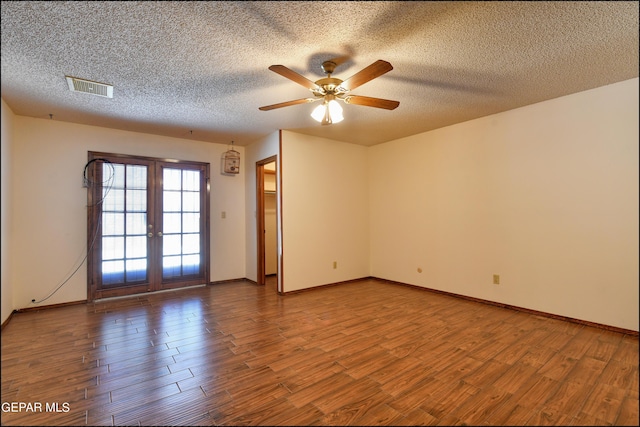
[222, 141, 240, 175]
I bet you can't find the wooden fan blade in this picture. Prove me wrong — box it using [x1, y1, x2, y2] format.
[268, 65, 320, 90]
[344, 95, 399, 110]
[339, 60, 393, 91]
[259, 98, 318, 111]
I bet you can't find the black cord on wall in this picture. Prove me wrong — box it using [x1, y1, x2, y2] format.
[30, 158, 114, 304]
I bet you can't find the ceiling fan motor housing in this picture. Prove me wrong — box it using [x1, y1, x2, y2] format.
[313, 77, 344, 97]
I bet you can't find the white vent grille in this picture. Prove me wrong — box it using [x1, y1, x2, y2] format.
[66, 76, 113, 98]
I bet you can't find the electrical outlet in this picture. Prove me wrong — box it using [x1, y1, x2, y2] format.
[493, 274, 500, 285]
[333, 261, 337, 269]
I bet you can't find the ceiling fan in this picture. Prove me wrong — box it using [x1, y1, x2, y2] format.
[259, 59, 400, 125]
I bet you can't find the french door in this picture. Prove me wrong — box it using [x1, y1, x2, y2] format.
[87, 152, 210, 300]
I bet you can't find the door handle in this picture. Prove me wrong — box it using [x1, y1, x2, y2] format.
[147, 232, 154, 238]
[157, 232, 163, 237]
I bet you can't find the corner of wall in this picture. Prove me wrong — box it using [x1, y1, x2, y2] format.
[1, 98, 16, 325]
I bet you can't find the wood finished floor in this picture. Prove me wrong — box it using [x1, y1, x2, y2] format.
[1, 278, 638, 426]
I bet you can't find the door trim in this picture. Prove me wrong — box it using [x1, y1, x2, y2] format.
[256, 155, 278, 290]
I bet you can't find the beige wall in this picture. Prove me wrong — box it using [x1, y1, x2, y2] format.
[281, 131, 370, 292]
[369, 78, 639, 331]
[1, 100, 15, 324]
[7, 116, 246, 310]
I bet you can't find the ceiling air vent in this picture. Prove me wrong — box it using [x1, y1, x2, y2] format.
[65, 76, 113, 98]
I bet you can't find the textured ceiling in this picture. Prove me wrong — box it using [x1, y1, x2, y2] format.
[1, 1, 638, 147]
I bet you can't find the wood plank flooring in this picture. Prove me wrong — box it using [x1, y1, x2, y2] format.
[1, 278, 638, 426]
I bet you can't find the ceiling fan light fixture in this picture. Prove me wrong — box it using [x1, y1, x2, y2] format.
[311, 99, 343, 125]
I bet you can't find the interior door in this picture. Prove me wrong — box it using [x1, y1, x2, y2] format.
[87, 152, 210, 300]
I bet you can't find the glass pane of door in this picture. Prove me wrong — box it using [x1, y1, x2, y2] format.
[101, 163, 149, 286]
[161, 167, 202, 280]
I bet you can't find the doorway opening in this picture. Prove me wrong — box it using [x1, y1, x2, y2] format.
[256, 156, 280, 293]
